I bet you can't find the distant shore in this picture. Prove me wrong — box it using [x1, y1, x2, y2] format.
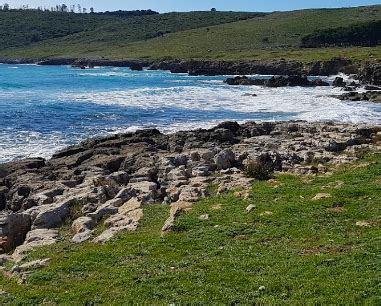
[1, 56, 379, 85]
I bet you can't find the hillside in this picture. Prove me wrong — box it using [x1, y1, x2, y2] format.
[1, 6, 380, 62]
[0, 10, 264, 50]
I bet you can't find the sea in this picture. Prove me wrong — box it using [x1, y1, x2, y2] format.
[0, 64, 380, 163]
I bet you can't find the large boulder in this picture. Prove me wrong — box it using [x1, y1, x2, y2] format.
[12, 229, 59, 262]
[332, 77, 346, 87]
[214, 149, 236, 170]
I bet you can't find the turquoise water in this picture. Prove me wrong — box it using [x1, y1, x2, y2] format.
[0, 64, 380, 162]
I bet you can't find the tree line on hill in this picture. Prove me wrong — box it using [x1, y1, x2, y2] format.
[0, 3, 158, 16]
[301, 20, 381, 48]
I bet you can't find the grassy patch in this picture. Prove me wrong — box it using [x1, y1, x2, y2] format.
[0, 154, 380, 303]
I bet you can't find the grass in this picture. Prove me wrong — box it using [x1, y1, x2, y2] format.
[0, 10, 263, 51]
[1, 6, 380, 62]
[0, 153, 379, 303]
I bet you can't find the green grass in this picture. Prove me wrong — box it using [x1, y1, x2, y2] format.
[1, 6, 380, 62]
[0, 10, 263, 51]
[0, 153, 380, 304]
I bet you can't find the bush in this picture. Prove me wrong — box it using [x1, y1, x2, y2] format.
[301, 20, 381, 48]
[245, 160, 274, 180]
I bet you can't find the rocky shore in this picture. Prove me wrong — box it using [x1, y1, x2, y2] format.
[0, 56, 380, 84]
[0, 121, 380, 266]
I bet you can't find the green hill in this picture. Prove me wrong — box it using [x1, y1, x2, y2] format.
[0, 10, 263, 51]
[1, 6, 381, 62]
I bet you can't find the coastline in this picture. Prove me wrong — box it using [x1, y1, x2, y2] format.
[1, 56, 379, 84]
[0, 120, 380, 256]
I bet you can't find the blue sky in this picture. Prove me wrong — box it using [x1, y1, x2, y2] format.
[7, 0, 381, 12]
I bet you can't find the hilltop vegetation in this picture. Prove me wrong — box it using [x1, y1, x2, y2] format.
[0, 5, 380, 62]
[301, 20, 381, 48]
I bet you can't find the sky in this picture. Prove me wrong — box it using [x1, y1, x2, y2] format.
[5, 0, 381, 12]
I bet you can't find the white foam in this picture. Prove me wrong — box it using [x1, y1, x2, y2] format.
[55, 82, 381, 124]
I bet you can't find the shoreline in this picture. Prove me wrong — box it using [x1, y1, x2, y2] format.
[0, 120, 380, 257]
[0, 56, 378, 79]
[0, 56, 379, 85]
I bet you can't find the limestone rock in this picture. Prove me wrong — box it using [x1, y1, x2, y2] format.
[72, 217, 95, 234]
[214, 149, 236, 170]
[246, 204, 256, 212]
[162, 201, 193, 232]
[12, 229, 59, 262]
[312, 193, 332, 200]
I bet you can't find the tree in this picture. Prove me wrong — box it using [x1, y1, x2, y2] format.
[211, 8, 216, 11]
[77, 4, 81, 13]
[3, 3, 9, 11]
[90, 7, 94, 14]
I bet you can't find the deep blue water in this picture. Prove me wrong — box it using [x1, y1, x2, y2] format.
[0, 64, 380, 162]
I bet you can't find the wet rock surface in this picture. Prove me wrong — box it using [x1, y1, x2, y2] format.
[224, 75, 329, 87]
[0, 121, 380, 257]
[334, 91, 381, 103]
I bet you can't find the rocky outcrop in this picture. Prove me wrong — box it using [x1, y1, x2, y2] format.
[224, 75, 329, 87]
[0, 121, 380, 258]
[149, 58, 357, 76]
[1, 56, 379, 80]
[358, 63, 381, 85]
[334, 91, 381, 103]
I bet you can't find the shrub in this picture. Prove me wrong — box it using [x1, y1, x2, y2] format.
[245, 160, 274, 180]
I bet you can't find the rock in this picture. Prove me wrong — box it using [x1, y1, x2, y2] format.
[332, 77, 346, 87]
[30, 200, 70, 229]
[215, 121, 241, 133]
[12, 229, 59, 262]
[210, 128, 235, 143]
[364, 85, 381, 91]
[93, 227, 122, 244]
[266, 75, 310, 87]
[199, 214, 209, 220]
[258, 286, 266, 292]
[87, 199, 121, 221]
[324, 140, 347, 152]
[312, 193, 332, 200]
[355, 220, 372, 227]
[260, 211, 273, 216]
[358, 63, 381, 85]
[162, 201, 193, 232]
[128, 181, 158, 203]
[334, 91, 381, 103]
[0, 212, 31, 253]
[192, 166, 209, 177]
[178, 186, 206, 202]
[214, 149, 236, 170]
[310, 79, 329, 86]
[72, 231, 93, 243]
[93, 198, 143, 244]
[72, 217, 95, 234]
[12, 258, 50, 273]
[224, 76, 265, 86]
[246, 204, 256, 212]
[173, 155, 188, 167]
[118, 198, 142, 215]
